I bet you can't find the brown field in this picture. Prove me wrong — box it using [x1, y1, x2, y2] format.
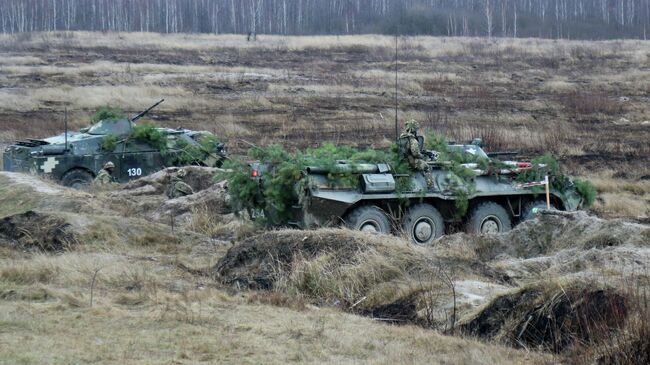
[1, 168, 649, 365]
[1, 31, 649, 218]
[0, 172, 561, 365]
[2, 30, 650, 363]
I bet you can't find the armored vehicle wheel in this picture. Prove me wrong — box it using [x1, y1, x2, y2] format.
[466, 202, 512, 235]
[345, 205, 391, 235]
[61, 169, 93, 189]
[401, 203, 444, 245]
[522, 201, 556, 222]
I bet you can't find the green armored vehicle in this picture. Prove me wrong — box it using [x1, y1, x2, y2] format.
[250, 140, 585, 244]
[3, 100, 226, 188]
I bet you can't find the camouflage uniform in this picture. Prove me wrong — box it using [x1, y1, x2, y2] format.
[166, 169, 194, 198]
[93, 161, 115, 186]
[399, 120, 434, 188]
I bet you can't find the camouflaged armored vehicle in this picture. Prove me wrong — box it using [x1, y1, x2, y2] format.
[250, 139, 584, 244]
[3, 100, 226, 188]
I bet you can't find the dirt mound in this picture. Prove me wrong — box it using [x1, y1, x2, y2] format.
[106, 166, 230, 227]
[149, 183, 230, 225]
[214, 228, 513, 329]
[0, 211, 78, 252]
[120, 166, 221, 195]
[501, 211, 649, 257]
[213, 229, 368, 290]
[461, 281, 628, 353]
[438, 211, 649, 261]
[0, 172, 99, 217]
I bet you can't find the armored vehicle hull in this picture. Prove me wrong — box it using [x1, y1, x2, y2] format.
[3, 118, 226, 188]
[251, 144, 584, 245]
[297, 165, 581, 244]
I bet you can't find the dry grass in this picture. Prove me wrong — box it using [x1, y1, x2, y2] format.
[587, 171, 650, 218]
[215, 228, 510, 332]
[3, 33, 649, 220]
[0, 234, 550, 365]
[188, 203, 258, 240]
[594, 193, 649, 218]
[2, 32, 649, 172]
[0, 168, 647, 363]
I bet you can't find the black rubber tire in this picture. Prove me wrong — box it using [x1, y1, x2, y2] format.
[401, 203, 445, 245]
[61, 169, 94, 189]
[521, 200, 556, 222]
[466, 202, 512, 235]
[344, 205, 391, 235]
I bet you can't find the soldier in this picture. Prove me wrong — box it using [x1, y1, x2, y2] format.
[399, 120, 435, 188]
[166, 168, 194, 199]
[93, 161, 115, 186]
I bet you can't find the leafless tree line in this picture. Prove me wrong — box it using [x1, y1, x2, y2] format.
[2, 0, 650, 39]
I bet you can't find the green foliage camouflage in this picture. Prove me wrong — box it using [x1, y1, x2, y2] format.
[517, 154, 566, 191]
[224, 131, 596, 225]
[197, 134, 221, 152]
[91, 106, 125, 124]
[574, 179, 597, 208]
[101, 134, 118, 152]
[218, 159, 263, 214]
[223, 143, 415, 225]
[100, 117, 222, 166]
[175, 139, 206, 165]
[131, 123, 167, 151]
[425, 131, 477, 216]
[516, 154, 596, 205]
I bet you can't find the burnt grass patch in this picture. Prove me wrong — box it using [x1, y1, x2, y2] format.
[461, 282, 628, 353]
[0, 210, 78, 252]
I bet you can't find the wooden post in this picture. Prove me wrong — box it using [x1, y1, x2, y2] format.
[545, 175, 551, 209]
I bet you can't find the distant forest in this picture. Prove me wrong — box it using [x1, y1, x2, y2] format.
[2, 0, 650, 39]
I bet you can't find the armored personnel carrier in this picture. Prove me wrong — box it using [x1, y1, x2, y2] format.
[3, 100, 226, 188]
[250, 140, 584, 244]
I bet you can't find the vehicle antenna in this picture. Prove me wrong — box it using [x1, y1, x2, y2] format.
[394, 33, 398, 142]
[64, 107, 68, 151]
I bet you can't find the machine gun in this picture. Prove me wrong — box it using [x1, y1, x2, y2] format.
[131, 99, 165, 122]
[424, 150, 440, 161]
[486, 151, 519, 158]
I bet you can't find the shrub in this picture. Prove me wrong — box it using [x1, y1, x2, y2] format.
[574, 179, 597, 208]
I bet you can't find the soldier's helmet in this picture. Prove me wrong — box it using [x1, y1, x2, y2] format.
[177, 168, 187, 177]
[103, 161, 115, 170]
[404, 119, 420, 133]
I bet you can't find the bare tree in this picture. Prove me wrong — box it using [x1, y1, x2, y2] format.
[1, 0, 650, 39]
[485, 0, 493, 38]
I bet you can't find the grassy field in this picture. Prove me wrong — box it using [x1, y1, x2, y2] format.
[0, 31, 648, 218]
[1, 168, 648, 365]
[0, 173, 560, 365]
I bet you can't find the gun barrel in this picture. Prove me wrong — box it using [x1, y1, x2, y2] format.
[486, 151, 519, 157]
[131, 99, 165, 122]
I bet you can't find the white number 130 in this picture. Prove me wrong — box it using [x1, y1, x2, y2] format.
[128, 168, 142, 177]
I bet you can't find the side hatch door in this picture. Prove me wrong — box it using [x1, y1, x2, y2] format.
[115, 140, 164, 182]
